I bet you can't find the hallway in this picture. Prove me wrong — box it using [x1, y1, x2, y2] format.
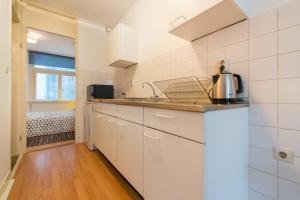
[9, 144, 142, 200]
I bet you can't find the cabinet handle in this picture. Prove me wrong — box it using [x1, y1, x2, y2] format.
[144, 132, 160, 140]
[169, 16, 187, 28]
[156, 114, 174, 119]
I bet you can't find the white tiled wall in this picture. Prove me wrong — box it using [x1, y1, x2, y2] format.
[249, 1, 300, 199]
[113, 0, 300, 199]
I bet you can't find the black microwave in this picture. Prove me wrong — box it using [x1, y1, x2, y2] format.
[87, 85, 114, 100]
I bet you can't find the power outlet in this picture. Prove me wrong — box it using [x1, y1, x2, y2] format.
[274, 147, 293, 163]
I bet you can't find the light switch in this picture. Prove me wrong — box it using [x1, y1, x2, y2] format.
[273, 147, 294, 163]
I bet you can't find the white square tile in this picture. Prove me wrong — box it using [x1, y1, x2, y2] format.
[250, 32, 277, 60]
[207, 48, 225, 68]
[193, 53, 207, 70]
[249, 190, 273, 200]
[279, 51, 300, 79]
[193, 69, 207, 78]
[279, 104, 300, 130]
[226, 41, 249, 64]
[250, 147, 277, 175]
[278, 0, 300, 29]
[230, 61, 248, 77]
[249, 56, 277, 81]
[279, 25, 300, 54]
[249, 168, 277, 199]
[249, 80, 277, 103]
[278, 178, 300, 200]
[279, 156, 300, 185]
[279, 78, 300, 103]
[192, 36, 207, 54]
[226, 20, 249, 45]
[250, 9, 277, 38]
[279, 129, 300, 157]
[207, 29, 225, 51]
[249, 104, 277, 127]
[250, 125, 277, 150]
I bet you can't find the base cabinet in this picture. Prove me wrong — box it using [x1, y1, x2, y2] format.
[92, 103, 248, 200]
[116, 120, 143, 195]
[92, 112, 117, 167]
[143, 127, 204, 200]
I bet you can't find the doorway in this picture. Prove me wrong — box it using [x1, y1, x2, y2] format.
[25, 28, 76, 151]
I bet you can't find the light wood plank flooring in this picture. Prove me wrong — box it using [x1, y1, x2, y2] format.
[9, 144, 143, 200]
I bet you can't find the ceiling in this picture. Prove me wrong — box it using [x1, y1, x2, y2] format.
[27, 28, 75, 57]
[24, 0, 137, 26]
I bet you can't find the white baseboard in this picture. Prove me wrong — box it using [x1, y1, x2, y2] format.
[0, 153, 23, 199]
[0, 179, 15, 200]
[10, 154, 23, 178]
[0, 171, 11, 199]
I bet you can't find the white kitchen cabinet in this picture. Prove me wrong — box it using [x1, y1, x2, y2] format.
[144, 127, 204, 200]
[101, 115, 118, 166]
[92, 112, 103, 150]
[168, 0, 221, 29]
[108, 23, 138, 68]
[144, 107, 204, 143]
[92, 103, 248, 200]
[116, 120, 143, 195]
[168, 0, 249, 41]
[92, 112, 118, 166]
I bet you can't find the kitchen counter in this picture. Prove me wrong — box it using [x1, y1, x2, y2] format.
[90, 98, 248, 113]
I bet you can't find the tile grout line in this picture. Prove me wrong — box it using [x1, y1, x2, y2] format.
[276, 8, 280, 200]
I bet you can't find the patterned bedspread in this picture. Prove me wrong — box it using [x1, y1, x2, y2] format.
[27, 110, 75, 137]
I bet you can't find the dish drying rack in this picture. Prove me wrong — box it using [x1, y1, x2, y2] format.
[153, 76, 212, 104]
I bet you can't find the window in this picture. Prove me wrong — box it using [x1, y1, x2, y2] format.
[62, 75, 76, 100]
[31, 65, 76, 101]
[36, 73, 59, 100]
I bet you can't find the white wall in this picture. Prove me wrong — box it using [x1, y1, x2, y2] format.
[120, 0, 187, 61]
[249, 0, 293, 16]
[76, 20, 113, 143]
[0, 0, 11, 190]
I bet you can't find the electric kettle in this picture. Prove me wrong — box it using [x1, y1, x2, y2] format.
[210, 61, 243, 104]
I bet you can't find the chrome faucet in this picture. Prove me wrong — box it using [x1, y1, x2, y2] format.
[142, 82, 159, 102]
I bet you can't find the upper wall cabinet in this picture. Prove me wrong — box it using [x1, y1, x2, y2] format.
[108, 23, 138, 68]
[168, 0, 249, 41]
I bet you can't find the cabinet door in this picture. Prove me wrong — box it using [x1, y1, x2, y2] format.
[102, 115, 118, 166]
[144, 127, 204, 200]
[92, 112, 105, 151]
[168, 0, 222, 30]
[116, 120, 143, 195]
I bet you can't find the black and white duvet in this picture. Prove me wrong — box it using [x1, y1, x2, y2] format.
[27, 110, 75, 137]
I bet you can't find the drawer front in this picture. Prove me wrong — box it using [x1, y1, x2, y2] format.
[93, 103, 118, 117]
[118, 105, 143, 124]
[144, 107, 204, 143]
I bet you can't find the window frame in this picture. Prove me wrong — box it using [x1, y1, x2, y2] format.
[29, 65, 76, 101]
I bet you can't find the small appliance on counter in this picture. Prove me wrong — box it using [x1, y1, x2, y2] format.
[87, 84, 114, 101]
[211, 61, 244, 104]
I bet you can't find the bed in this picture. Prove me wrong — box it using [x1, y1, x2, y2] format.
[26, 110, 75, 146]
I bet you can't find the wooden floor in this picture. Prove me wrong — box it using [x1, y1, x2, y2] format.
[9, 144, 143, 200]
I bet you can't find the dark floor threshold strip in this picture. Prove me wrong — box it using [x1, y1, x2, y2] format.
[27, 131, 75, 147]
